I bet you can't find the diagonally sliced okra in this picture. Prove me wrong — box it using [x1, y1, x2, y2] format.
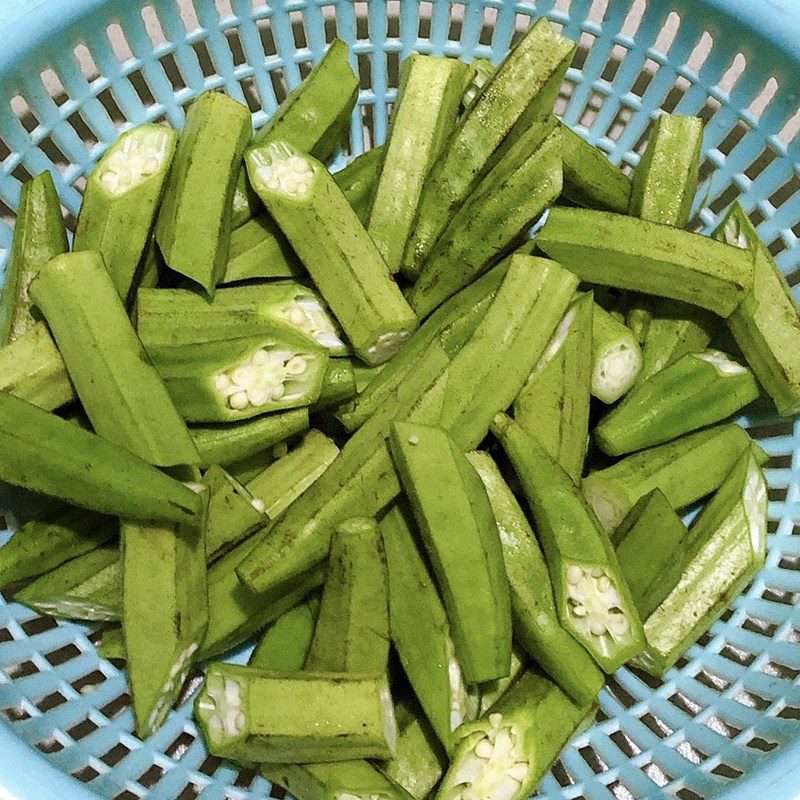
[0, 171, 68, 345]
[467, 452, 604, 704]
[313, 360, 357, 411]
[30, 251, 199, 466]
[74, 125, 178, 305]
[368, 55, 468, 274]
[247, 141, 418, 365]
[461, 58, 495, 111]
[536, 208, 753, 316]
[476, 647, 527, 716]
[491, 413, 646, 673]
[156, 91, 252, 295]
[591, 301, 643, 404]
[250, 597, 319, 671]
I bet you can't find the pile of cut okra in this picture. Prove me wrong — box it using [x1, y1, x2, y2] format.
[0, 17, 797, 799]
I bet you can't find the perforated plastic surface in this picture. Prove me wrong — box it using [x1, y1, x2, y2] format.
[1, 0, 800, 798]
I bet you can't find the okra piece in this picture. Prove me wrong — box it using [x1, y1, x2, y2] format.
[491, 414, 646, 672]
[353, 363, 382, 394]
[407, 123, 562, 318]
[559, 121, 632, 213]
[368, 55, 468, 274]
[401, 19, 575, 279]
[0, 171, 68, 345]
[591, 301, 643, 404]
[389, 422, 512, 683]
[250, 598, 319, 671]
[0, 392, 202, 523]
[196, 666, 397, 762]
[97, 626, 125, 661]
[476, 647, 527, 717]
[156, 91, 252, 294]
[314, 360, 357, 411]
[467, 451, 604, 703]
[596, 349, 759, 455]
[30, 252, 199, 466]
[461, 58, 495, 111]
[0, 506, 116, 589]
[713, 202, 800, 415]
[232, 166, 263, 230]
[635, 449, 767, 676]
[334, 146, 385, 225]
[513, 293, 592, 483]
[629, 114, 703, 228]
[247, 141, 418, 365]
[582, 423, 767, 532]
[0, 322, 75, 411]
[624, 296, 652, 344]
[122, 487, 209, 738]
[436, 669, 597, 800]
[536, 208, 754, 316]
[74, 125, 178, 304]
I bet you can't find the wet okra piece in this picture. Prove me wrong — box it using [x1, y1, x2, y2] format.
[401, 19, 575, 280]
[250, 597, 319, 671]
[467, 452, 604, 703]
[196, 666, 398, 763]
[461, 58, 495, 111]
[582, 423, 767, 533]
[122, 486, 209, 738]
[591, 301, 643, 404]
[74, 125, 178, 305]
[156, 91, 252, 295]
[513, 293, 592, 483]
[313, 360, 357, 411]
[30, 252, 199, 467]
[389, 422, 512, 683]
[247, 141, 417, 366]
[264, 762, 413, 800]
[595, 349, 760, 456]
[491, 413, 646, 672]
[635, 449, 767, 676]
[536, 208, 753, 317]
[368, 55, 468, 274]
[0, 171, 68, 345]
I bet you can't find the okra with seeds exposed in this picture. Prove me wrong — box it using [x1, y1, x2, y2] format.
[591, 302, 643, 404]
[461, 58, 495, 111]
[250, 597, 319, 671]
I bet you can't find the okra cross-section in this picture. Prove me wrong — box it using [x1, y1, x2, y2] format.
[195, 666, 398, 763]
[246, 141, 417, 365]
[591, 301, 642, 404]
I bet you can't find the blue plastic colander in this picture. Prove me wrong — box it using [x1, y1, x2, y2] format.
[1, 0, 800, 798]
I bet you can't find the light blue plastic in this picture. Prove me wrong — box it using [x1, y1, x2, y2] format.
[1, 0, 800, 799]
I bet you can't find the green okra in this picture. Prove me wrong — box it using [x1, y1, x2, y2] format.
[461, 58, 495, 111]
[137, 235, 163, 293]
[595, 349, 760, 456]
[635, 449, 767, 676]
[713, 202, 800, 415]
[122, 487, 209, 738]
[97, 626, 125, 661]
[559, 121, 632, 213]
[334, 146, 385, 225]
[582, 423, 767, 533]
[513, 293, 592, 483]
[467, 451, 604, 703]
[247, 141, 417, 366]
[629, 114, 703, 228]
[232, 165, 263, 230]
[0, 506, 116, 590]
[30, 252, 199, 467]
[536, 208, 754, 316]
[250, 597, 319, 671]
[476, 647, 527, 716]
[389, 422, 512, 683]
[74, 125, 178, 305]
[313, 359, 357, 411]
[0, 171, 68, 345]
[0, 322, 75, 411]
[407, 122, 562, 319]
[0, 392, 203, 523]
[491, 413, 646, 673]
[353, 363, 382, 393]
[196, 666, 397, 763]
[624, 296, 652, 344]
[369, 55, 468, 274]
[590, 301, 643, 404]
[156, 91, 252, 295]
[401, 19, 575, 279]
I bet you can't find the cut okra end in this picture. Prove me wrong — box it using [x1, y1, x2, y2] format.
[197, 670, 247, 748]
[279, 294, 347, 353]
[593, 339, 642, 404]
[248, 142, 318, 201]
[695, 349, 749, 377]
[564, 562, 632, 647]
[97, 126, 175, 197]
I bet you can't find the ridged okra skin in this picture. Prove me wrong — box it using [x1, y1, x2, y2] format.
[389, 422, 512, 683]
[313, 360, 357, 411]
[156, 91, 252, 295]
[583, 423, 766, 533]
[513, 293, 593, 483]
[30, 251, 199, 467]
[74, 125, 178, 305]
[461, 58, 495, 111]
[476, 646, 527, 716]
[467, 452, 604, 704]
[536, 208, 753, 317]
[195, 666, 398, 763]
[122, 487, 209, 738]
[0, 171, 68, 345]
[591, 302, 642, 404]
[368, 55, 468, 274]
[635, 449, 767, 676]
[335, 145, 385, 225]
[250, 598, 319, 671]
[491, 414, 646, 673]
[401, 19, 575, 279]
[595, 350, 760, 456]
[436, 669, 597, 800]
[247, 141, 418, 366]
